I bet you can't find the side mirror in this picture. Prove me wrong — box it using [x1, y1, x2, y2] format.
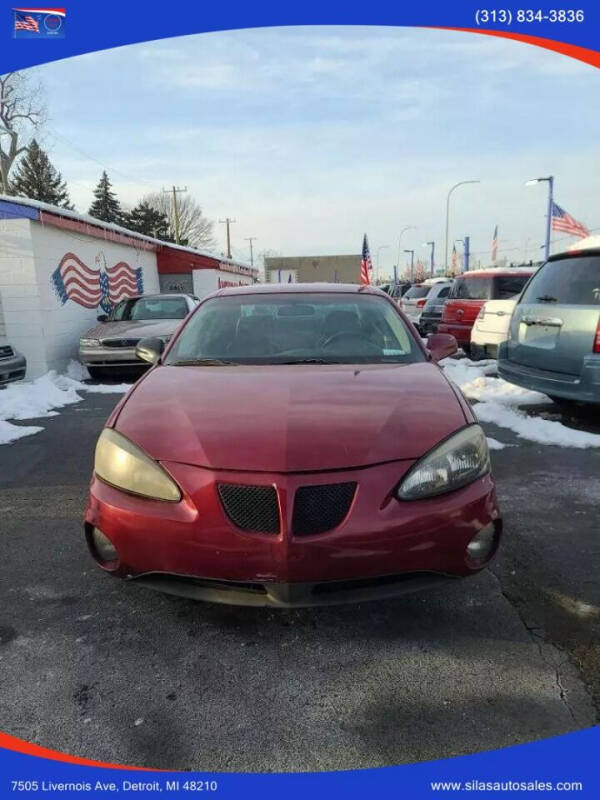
[97, 314, 108, 323]
[427, 333, 457, 363]
[136, 336, 165, 365]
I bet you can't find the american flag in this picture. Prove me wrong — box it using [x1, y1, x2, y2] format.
[360, 234, 373, 286]
[551, 202, 589, 239]
[491, 225, 498, 262]
[52, 253, 143, 312]
[14, 12, 40, 32]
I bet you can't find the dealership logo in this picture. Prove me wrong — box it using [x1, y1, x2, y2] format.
[13, 7, 65, 38]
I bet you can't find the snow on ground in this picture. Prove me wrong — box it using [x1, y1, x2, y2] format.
[0, 361, 130, 445]
[486, 437, 509, 450]
[442, 357, 600, 449]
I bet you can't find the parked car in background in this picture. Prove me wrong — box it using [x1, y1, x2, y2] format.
[379, 282, 411, 302]
[79, 293, 198, 379]
[471, 298, 518, 361]
[401, 278, 451, 333]
[0, 338, 26, 385]
[418, 280, 454, 336]
[438, 268, 535, 355]
[498, 249, 600, 406]
[85, 283, 501, 607]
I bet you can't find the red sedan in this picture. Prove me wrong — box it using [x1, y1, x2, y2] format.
[85, 284, 501, 607]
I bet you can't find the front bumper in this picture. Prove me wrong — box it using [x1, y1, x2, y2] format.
[0, 351, 26, 384]
[79, 345, 144, 367]
[498, 346, 600, 404]
[84, 458, 502, 606]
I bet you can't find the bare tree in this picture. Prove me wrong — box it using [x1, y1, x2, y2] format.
[0, 72, 46, 195]
[143, 191, 215, 250]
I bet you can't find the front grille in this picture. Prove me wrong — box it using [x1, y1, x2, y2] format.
[102, 338, 140, 348]
[0, 345, 14, 360]
[217, 483, 280, 534]
[292, 482, 356, 537]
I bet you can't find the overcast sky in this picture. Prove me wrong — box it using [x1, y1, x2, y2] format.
[29, 26, 600, 277]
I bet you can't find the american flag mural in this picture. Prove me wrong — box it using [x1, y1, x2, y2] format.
[52, 253, 143, 314]
[551, 202, 589, 239]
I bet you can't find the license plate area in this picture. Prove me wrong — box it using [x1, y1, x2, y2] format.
[519, 322, 559, 349]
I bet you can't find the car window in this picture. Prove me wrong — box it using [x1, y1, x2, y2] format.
[520, 256, 600, 305]
[127, 297, 190, 320]
[110, 300, 128, 321]
[493, 275, 532, 300]
[165, 293, 426, 365]
[451, 277, 491, 300]
[437, 286, 451, 299]
[404, 285, 430, 300]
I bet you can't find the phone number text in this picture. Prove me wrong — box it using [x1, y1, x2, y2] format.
[475, 9, 585, 24]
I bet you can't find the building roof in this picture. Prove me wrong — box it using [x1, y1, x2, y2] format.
[0, 193, 255, 275]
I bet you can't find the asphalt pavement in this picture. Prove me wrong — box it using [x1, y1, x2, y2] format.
[0, 388, 598, 770]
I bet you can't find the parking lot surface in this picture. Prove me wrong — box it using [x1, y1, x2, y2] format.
[0, 389, 598, 770]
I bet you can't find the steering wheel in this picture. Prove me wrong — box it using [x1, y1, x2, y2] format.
[321, 330, 380, 355]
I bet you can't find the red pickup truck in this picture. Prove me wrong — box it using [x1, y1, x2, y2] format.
[438, 268, 536, 354]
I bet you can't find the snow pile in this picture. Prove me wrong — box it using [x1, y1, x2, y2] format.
[476, 402, 600, 449]
[442, 357, 600, 449]
[0, 363, 130, 446]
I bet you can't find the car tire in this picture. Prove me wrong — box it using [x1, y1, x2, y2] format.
[87, 366, 106, 381]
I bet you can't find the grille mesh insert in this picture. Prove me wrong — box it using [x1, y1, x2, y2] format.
[292, 482, 357, 536]
[217, 483, 280, 534]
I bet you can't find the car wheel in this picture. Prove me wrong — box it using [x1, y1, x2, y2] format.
[87, 366, 106, 381]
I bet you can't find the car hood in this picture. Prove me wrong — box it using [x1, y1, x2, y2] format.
[82, 320, 184, 340]
[114, 362, 467, 472]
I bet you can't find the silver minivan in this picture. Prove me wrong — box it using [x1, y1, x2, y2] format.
[498, 249, 600, 405]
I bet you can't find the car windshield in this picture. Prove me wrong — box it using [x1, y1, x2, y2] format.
[451, 277, 492, 300]
[494, 274, 533, 299]
[520, 256, 600, 305]
[164, 293, 426, 365]
[113, 297, 189, 321]
[404, 285, 430, 300]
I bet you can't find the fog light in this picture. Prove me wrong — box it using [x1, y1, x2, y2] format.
[92, 527, 118, 564]
[466, 522, 498, 564]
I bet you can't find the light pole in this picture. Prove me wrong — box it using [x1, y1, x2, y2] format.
[423, 241, 435, 277]
[404, 249, 415, 281]
[376, 245, 389, 284]
[525, 176, 554, 260]
[444, 180, 480, 269]
[396, 226, 416, 278]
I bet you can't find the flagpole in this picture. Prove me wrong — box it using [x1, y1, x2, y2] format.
[545, 175, 554, 260]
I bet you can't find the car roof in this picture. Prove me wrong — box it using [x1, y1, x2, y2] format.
[457, 268, 536, 278]
[549, 247, 600, 261]
[121, 293, 193, 300]
[214, 282, 385, 296]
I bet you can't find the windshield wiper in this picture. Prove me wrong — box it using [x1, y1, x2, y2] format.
[536, 295, 558, 303]
[169, 358, 238, 366]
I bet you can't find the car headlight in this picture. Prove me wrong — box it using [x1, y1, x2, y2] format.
[94, 428, 181, 502]
[397, 424, 490, 501]
[80, 338, 100, 347]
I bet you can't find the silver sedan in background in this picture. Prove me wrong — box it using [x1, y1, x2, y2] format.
[79, 293, 198, 379]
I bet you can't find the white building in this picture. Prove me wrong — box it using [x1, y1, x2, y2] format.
[0, 196, 257, 378]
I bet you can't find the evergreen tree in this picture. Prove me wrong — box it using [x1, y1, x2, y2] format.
[88, 171, 122, 224]
[11, 139, 73, 208]
[123, 201, 172, 240]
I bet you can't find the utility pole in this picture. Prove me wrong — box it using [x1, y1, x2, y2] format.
[219, 217, 237, 260]
[163, 186, 187, 244]
[244, 236, 256, 267]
